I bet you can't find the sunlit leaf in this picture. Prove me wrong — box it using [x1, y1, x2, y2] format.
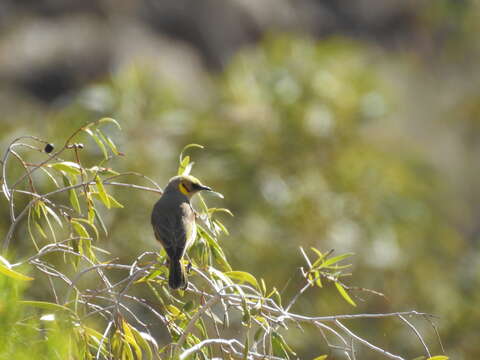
[20, 300, 74, 314]
[272, 331, 295, 358]
[131, 327, 155, 360]
[334, 282, 356, 307]
[71, 220, 90, 238]
[99, 117, 121, 130]
[178, 155, 190, 175]
[179, 143, 204, 164]
[34, 221, 48, 239]
[95, 175, 110, 208]
[122, 320, 142, 360]
[44, 205, 63, 228]
[73, 218, 99, 241]
[48, 161, 81, 175]
[320, 253, 354, 268]
[427, 356, 449, 360]
[0, 257, 33, 281]
[226, 271, 259, 289]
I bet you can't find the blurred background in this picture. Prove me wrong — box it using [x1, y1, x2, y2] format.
[1, 0, 479, 359]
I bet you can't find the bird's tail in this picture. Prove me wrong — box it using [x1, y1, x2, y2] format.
[169, 258, 187, 290]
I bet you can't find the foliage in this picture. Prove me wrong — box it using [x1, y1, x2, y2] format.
[0, 121, 448, 359]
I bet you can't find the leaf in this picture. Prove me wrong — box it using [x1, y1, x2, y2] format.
[225, 271, 259, 289]
[272, 331, 295, 358]
[131, 327, 155, 360]
[213, 219, 229, 235]
[166, 305, 181, 317]
[320, 253, 355, 268]
[85, 128, 108, 159]
[96, 129, 118, 157]
[71, 220, 90, 238]
[34, 221, 48, 239]
[179, 143, 204, 163]
[20, 300, 74, 314]
[106, 194, 123, 208]
[48, 161, 81, 175]
[208, 208, 234, 217]
[334, 282, 356, 307]
[178, 155, 190, 175]
[312, 356, 328, 360]
[99, 117, 121, 130]
[39, 201, 56, 242]
[105, 135, 119, 155]
[122, 320, 142, 360]
[427, 356, 449, 360]
[95, 175, 110, 208]
[198, 225, 232, 271]
[44, 205, 63, 228]
[0, 258, 33, 281]
[39, 167, 59, 187]
[69, 188, 81, 213]
[73, 218, 99, 241]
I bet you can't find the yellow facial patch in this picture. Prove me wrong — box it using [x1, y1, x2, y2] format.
[179, 182, 189, 195]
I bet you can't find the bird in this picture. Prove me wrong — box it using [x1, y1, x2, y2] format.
[151, 175, 212, 289]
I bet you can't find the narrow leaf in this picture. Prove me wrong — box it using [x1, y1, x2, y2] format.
[48, 161, 81, 175]
[99, 117, 121, 129]
[0, 262, 33, 281]
[20, 300, 74, 314]
[225, 271, 259, 289]
[335, 282, 356, 307]
[95, 175, 110, 208]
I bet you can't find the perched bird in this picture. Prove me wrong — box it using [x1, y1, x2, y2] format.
[151, 175, 212, 289]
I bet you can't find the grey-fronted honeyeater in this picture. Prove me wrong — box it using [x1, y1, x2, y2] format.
[151, 175, 212, 289]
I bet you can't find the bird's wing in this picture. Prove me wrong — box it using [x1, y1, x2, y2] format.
[152, 201, 195, 260]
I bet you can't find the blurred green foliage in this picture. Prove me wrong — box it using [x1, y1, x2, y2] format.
[0, 275, 76, 360]
[1, 26, 479, 358]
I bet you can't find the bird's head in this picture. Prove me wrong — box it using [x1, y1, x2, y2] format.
[165, 175, 212, 198]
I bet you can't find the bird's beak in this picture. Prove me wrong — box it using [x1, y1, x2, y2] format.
[198, 184, 212, 191]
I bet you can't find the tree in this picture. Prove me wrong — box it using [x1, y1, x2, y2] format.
[0, 119, 447, 359]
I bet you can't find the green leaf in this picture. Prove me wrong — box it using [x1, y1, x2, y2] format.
[179, 143, 204, 163]
[178, 155, 190, 175]
[131, 326, 154, 360]
[272, 331, 295, 358]
[107, 194, 123, 208]
[0, 257, 33, 281]
[73, 218, 100, 241]
[208, 208, 234, 217]
[99, 117, 121, 130]
[44, 205, 63, 228]
[320, 253, 354, 268]
[69, 188, 81, 213]
[95, 175, 111, 208]
[225, 271, 259, 289]
[63, 174, 81, 213]
[39, 167, 59, 187]
[122, 320, 142, 360]
[48, 161, 81, 175]
[71, 220, 90, 238]
[427, 356, 449, 360]
[20, 300, 74, 314]
[334, 282, 356, 307]
[34, 221, 48, 239]
[85, 128, 108, 159]
[105, 135, 119, 155]
[198, 225, 231, 271]
[312, 356, 328, 360]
